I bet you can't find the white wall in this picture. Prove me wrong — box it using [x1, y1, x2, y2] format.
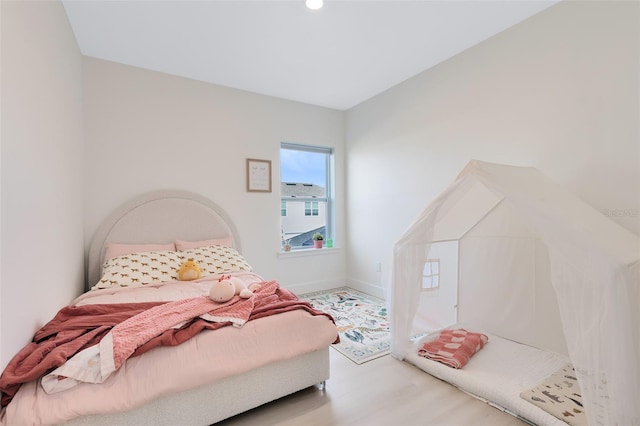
[345, 1, 639, 296]
[0, 1, 84, 369]
[83, 58, 346, 293]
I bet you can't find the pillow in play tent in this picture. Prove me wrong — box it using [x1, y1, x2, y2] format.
[520, 363, 587, 426]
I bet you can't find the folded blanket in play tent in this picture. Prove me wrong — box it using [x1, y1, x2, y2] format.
[417, 328, 488, 369]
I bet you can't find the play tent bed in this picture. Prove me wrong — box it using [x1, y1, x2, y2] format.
[406, 329, 573, 426]
[0, 190, 339, 426]
[390, 160, 640, 426]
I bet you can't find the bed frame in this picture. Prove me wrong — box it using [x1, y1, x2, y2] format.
[70, 189, 330, 425]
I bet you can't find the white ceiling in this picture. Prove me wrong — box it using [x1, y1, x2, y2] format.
[62, 0, 558, 111]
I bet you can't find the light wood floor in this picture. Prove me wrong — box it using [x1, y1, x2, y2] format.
[217, 349, 527, 426]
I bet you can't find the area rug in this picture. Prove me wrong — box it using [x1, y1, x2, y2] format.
[298, 287, 390, 364]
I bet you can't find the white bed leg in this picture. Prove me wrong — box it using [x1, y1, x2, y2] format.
[316, 380, 326, 391]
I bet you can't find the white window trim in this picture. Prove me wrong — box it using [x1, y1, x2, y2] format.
[277, 246, 341, 259]
[280, 142, 334, 249]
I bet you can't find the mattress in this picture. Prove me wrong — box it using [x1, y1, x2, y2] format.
[406, 330, 570, 426]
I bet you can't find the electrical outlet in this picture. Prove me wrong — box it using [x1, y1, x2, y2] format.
[375, 262, 382, 272]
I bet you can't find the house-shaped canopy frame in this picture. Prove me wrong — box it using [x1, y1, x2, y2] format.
[390, 160, 639, 425]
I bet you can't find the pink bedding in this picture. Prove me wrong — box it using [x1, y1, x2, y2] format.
[0, 273, 339, 425]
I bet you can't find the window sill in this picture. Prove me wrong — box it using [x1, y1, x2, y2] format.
[277, 247, 341, 259]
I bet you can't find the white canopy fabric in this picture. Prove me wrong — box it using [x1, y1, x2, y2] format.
[390, 160, 639, 426]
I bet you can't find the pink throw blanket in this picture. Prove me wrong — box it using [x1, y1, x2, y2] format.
[102, 281, 276, 377]
[417, 328, 488, 369]
[42, 281, 283, 392]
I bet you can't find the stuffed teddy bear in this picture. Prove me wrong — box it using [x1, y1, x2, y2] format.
[208, 275, 254, 302]
[177, 258, 201, 281]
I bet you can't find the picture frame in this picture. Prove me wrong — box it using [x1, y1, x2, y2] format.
[246, 158, 272, 192]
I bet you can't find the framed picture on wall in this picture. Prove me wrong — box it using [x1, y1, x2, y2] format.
[246, 158, 272, 192]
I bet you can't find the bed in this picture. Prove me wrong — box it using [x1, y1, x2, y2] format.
[406, 327, 585, 426]
[0, 190, 339, 426]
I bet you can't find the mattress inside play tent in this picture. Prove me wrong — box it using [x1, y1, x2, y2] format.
[406, 329, 574, 426]
[390, 160, 640, 426]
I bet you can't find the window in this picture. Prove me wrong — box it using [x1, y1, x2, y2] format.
[422, 259, 440, 290]
[280, 142, 334, 249]
[305, 201, 319, 216]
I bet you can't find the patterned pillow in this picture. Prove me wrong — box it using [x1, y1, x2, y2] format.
[93, 250, 182, 290]
[179, 245, 252, 276]
[520, 363, 587, 426]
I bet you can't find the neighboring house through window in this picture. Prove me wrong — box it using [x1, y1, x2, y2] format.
[280, 142, 334, 249]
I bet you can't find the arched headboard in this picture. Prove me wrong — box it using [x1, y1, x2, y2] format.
[87, 190, 241, 290]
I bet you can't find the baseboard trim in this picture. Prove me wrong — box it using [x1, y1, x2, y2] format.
[287, 278, 346, 296]
[284, 278, 386, 299]
[345, 279, 385, 299]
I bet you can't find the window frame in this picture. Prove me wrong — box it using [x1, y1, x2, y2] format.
[280, 142, 334, 250]
[422, 258, 440, 291]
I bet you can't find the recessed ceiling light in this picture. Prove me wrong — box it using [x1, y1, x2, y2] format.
[306, 0, 323, 10]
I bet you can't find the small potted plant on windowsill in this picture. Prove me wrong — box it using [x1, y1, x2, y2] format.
[312, 233, 324, 249]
